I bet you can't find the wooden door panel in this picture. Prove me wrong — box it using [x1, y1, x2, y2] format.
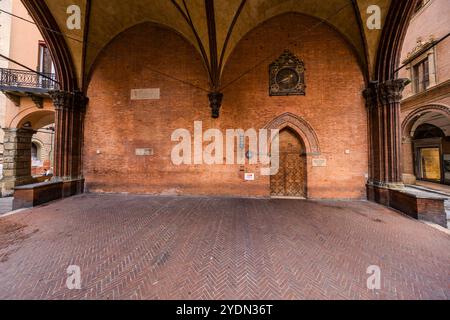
[270, 128, 306, 198]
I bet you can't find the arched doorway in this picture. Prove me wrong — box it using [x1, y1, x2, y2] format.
[270, 128, 307, 198]
[402, 106, 450, 185]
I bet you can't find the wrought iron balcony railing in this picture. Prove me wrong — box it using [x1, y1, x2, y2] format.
[0, 67, 58, 91]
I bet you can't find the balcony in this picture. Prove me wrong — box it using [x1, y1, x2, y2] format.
[0, 68, 58, 108]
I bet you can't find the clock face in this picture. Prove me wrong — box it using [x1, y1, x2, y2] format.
[275, 67, 299, 90]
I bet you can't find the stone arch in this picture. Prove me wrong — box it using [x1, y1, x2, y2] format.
[402, 104, 450, 138]
[10, 109, 55, 130]
[264, 112, 320, 156]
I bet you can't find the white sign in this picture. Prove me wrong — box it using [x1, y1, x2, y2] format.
[131, 88, 160, 100]
[312, 158, 327, 167]
[244, 173, 255, 181]
[135, 148, 154, 156]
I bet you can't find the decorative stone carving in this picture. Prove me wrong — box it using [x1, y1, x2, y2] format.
[208, 92, 223, 118]
[363, 79, 409, 108]
[378, 79, 409, 105]
[49, 90, 73, 110]
[269, 50, 306, 96]
[363, 81, 379, 109]
[26, 93, 44, 109]
[49, 90, 88, 112]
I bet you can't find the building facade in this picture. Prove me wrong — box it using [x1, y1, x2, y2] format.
[0, 0, 55, 195]
[399, 0, 450, 186]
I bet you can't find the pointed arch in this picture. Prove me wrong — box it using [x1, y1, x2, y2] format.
[264, 112, 320, 156]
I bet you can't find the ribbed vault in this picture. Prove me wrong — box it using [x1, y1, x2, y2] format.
[23, 0, 403, 92]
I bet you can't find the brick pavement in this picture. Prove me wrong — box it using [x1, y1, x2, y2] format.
[0, 194, 449, 300]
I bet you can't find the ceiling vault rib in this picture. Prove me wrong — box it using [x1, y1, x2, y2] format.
[170, 0, 213, 86]
[350, 0, 370, 82]
[218, 0, 247, 78]
[81, 0, 92, 92]
[205, 0, 220, 89]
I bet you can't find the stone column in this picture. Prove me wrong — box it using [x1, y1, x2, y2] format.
[1, 128, 35, 196]
[364, 79, 408, 204]
[49, 90, 88, 196]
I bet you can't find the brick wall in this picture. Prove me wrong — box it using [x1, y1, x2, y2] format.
[85, 13, 368, 199]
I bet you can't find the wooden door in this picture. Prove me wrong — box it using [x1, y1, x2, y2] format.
[270, 128, 307, 197]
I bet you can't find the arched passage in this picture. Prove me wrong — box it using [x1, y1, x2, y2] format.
[1, 109, 55, 195]
[401, 105, 450, 185]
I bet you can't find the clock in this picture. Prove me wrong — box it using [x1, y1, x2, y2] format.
[269, 50, 306, 96]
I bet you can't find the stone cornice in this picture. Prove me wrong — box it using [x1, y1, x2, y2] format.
[401, 79, 450, 111]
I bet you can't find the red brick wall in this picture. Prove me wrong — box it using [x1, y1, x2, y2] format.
[85, 14, 368, 199]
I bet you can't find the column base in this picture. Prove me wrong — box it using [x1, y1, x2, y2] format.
[367, 183, 391, 206]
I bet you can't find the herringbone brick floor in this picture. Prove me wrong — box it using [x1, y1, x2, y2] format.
[0, 194, 449, 300]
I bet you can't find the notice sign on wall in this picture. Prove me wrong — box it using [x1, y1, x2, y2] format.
[244, 173, 255, 181]
[312, 158, 327, 167]
[136, 148, 154, 156]
[131, 88, 160, 100]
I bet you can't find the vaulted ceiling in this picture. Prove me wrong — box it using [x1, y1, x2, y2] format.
[37, 0, 394, 90]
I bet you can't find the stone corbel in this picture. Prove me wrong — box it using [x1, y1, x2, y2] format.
[208, 92, 223, 118]
[26, 93, 44, 109]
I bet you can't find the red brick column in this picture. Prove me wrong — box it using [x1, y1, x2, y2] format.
[50, 91, 88, 195]
[364, 79, 408, 204]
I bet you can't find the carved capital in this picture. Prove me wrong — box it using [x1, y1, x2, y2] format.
[73, 90, 89, 114]
[49, 90, 88, 113]
[364, 79, 409, 108]
[378, 79, 409, 105]
[208, 92, 223, 119]
[363, 81, 379, 109]
[49, 90, 73, 111]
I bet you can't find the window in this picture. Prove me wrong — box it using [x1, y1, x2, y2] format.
[38, 43, 53, 74]
[31, 143, 39, 161]
[413, 58, 430, 93]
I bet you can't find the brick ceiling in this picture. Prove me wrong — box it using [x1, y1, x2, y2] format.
[42, 0, 391, 89]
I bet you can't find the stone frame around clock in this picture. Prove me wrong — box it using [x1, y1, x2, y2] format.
[269, 50, 306, 97]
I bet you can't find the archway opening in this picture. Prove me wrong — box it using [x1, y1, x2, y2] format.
[270, 127, 307, 198]
[403, 110, 450, 185]
[31, 124, 55, 179]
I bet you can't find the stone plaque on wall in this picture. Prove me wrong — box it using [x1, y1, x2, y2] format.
[312, 158, 327, 167]
[131, 88, 160, 100]
[135, 148, 154, 156]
